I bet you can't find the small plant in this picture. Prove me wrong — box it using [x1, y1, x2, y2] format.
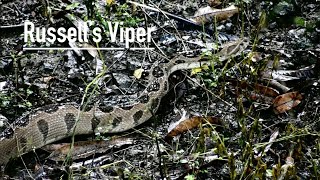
[185, 174, 196, 180]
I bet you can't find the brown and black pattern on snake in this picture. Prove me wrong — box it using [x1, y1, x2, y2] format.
[64, 113, 76, 134]
[37, 119, 49, 141]
[133, 110, 144, 125]
[0, 38, 248, 166]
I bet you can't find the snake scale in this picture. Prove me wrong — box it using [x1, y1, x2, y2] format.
[0, 38, 248, 166]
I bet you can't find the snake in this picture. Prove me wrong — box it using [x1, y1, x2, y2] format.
[0, 38, 249, 166]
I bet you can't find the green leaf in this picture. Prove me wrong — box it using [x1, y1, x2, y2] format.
[185, 174, 195, 180]
[294, 17, 305, 27]
[66, 2, 80, 10]
[191, 65, 209, 75]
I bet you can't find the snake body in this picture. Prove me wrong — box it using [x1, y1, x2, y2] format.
[0, 38, 248, 165]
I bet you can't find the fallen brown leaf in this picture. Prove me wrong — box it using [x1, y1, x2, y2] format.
[208, 0, 222, 7]
[229, 80, 280, 98]
[192, 5, 239, 25]
[273, 91, 303, 114]
[253, 83, 279, 97]
[166, 116, 221, 138]
[248, 92, 274, 104]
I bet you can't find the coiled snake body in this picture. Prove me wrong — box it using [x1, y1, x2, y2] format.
[0, 39, 248, 165]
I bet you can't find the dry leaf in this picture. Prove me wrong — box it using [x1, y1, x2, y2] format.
[229, 80, 281, 106]
[42, 76, 54, 83]
[216, 38, 248, 58]
[230, 80, 280, 98]
[106, 0, 114, 6]
[264, 130, 279, 153]
[166, 116, 221, 138]
[273, 91, 303, 114]
[82, 43, 98, 58]
[248, 92, 274, 104]
[248, 52, 264, 63]
[262, 63, 316, 82]
[68, 41, 82, 57]
[0, 114, 8, 128]
[208, 0, 222, 7]
[192, 5, 239, 25]
[253, 83, 280, 97]
[279, 156, 295, 179]
[65, 13, 90, 33]
[134, 68, 144, 79]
